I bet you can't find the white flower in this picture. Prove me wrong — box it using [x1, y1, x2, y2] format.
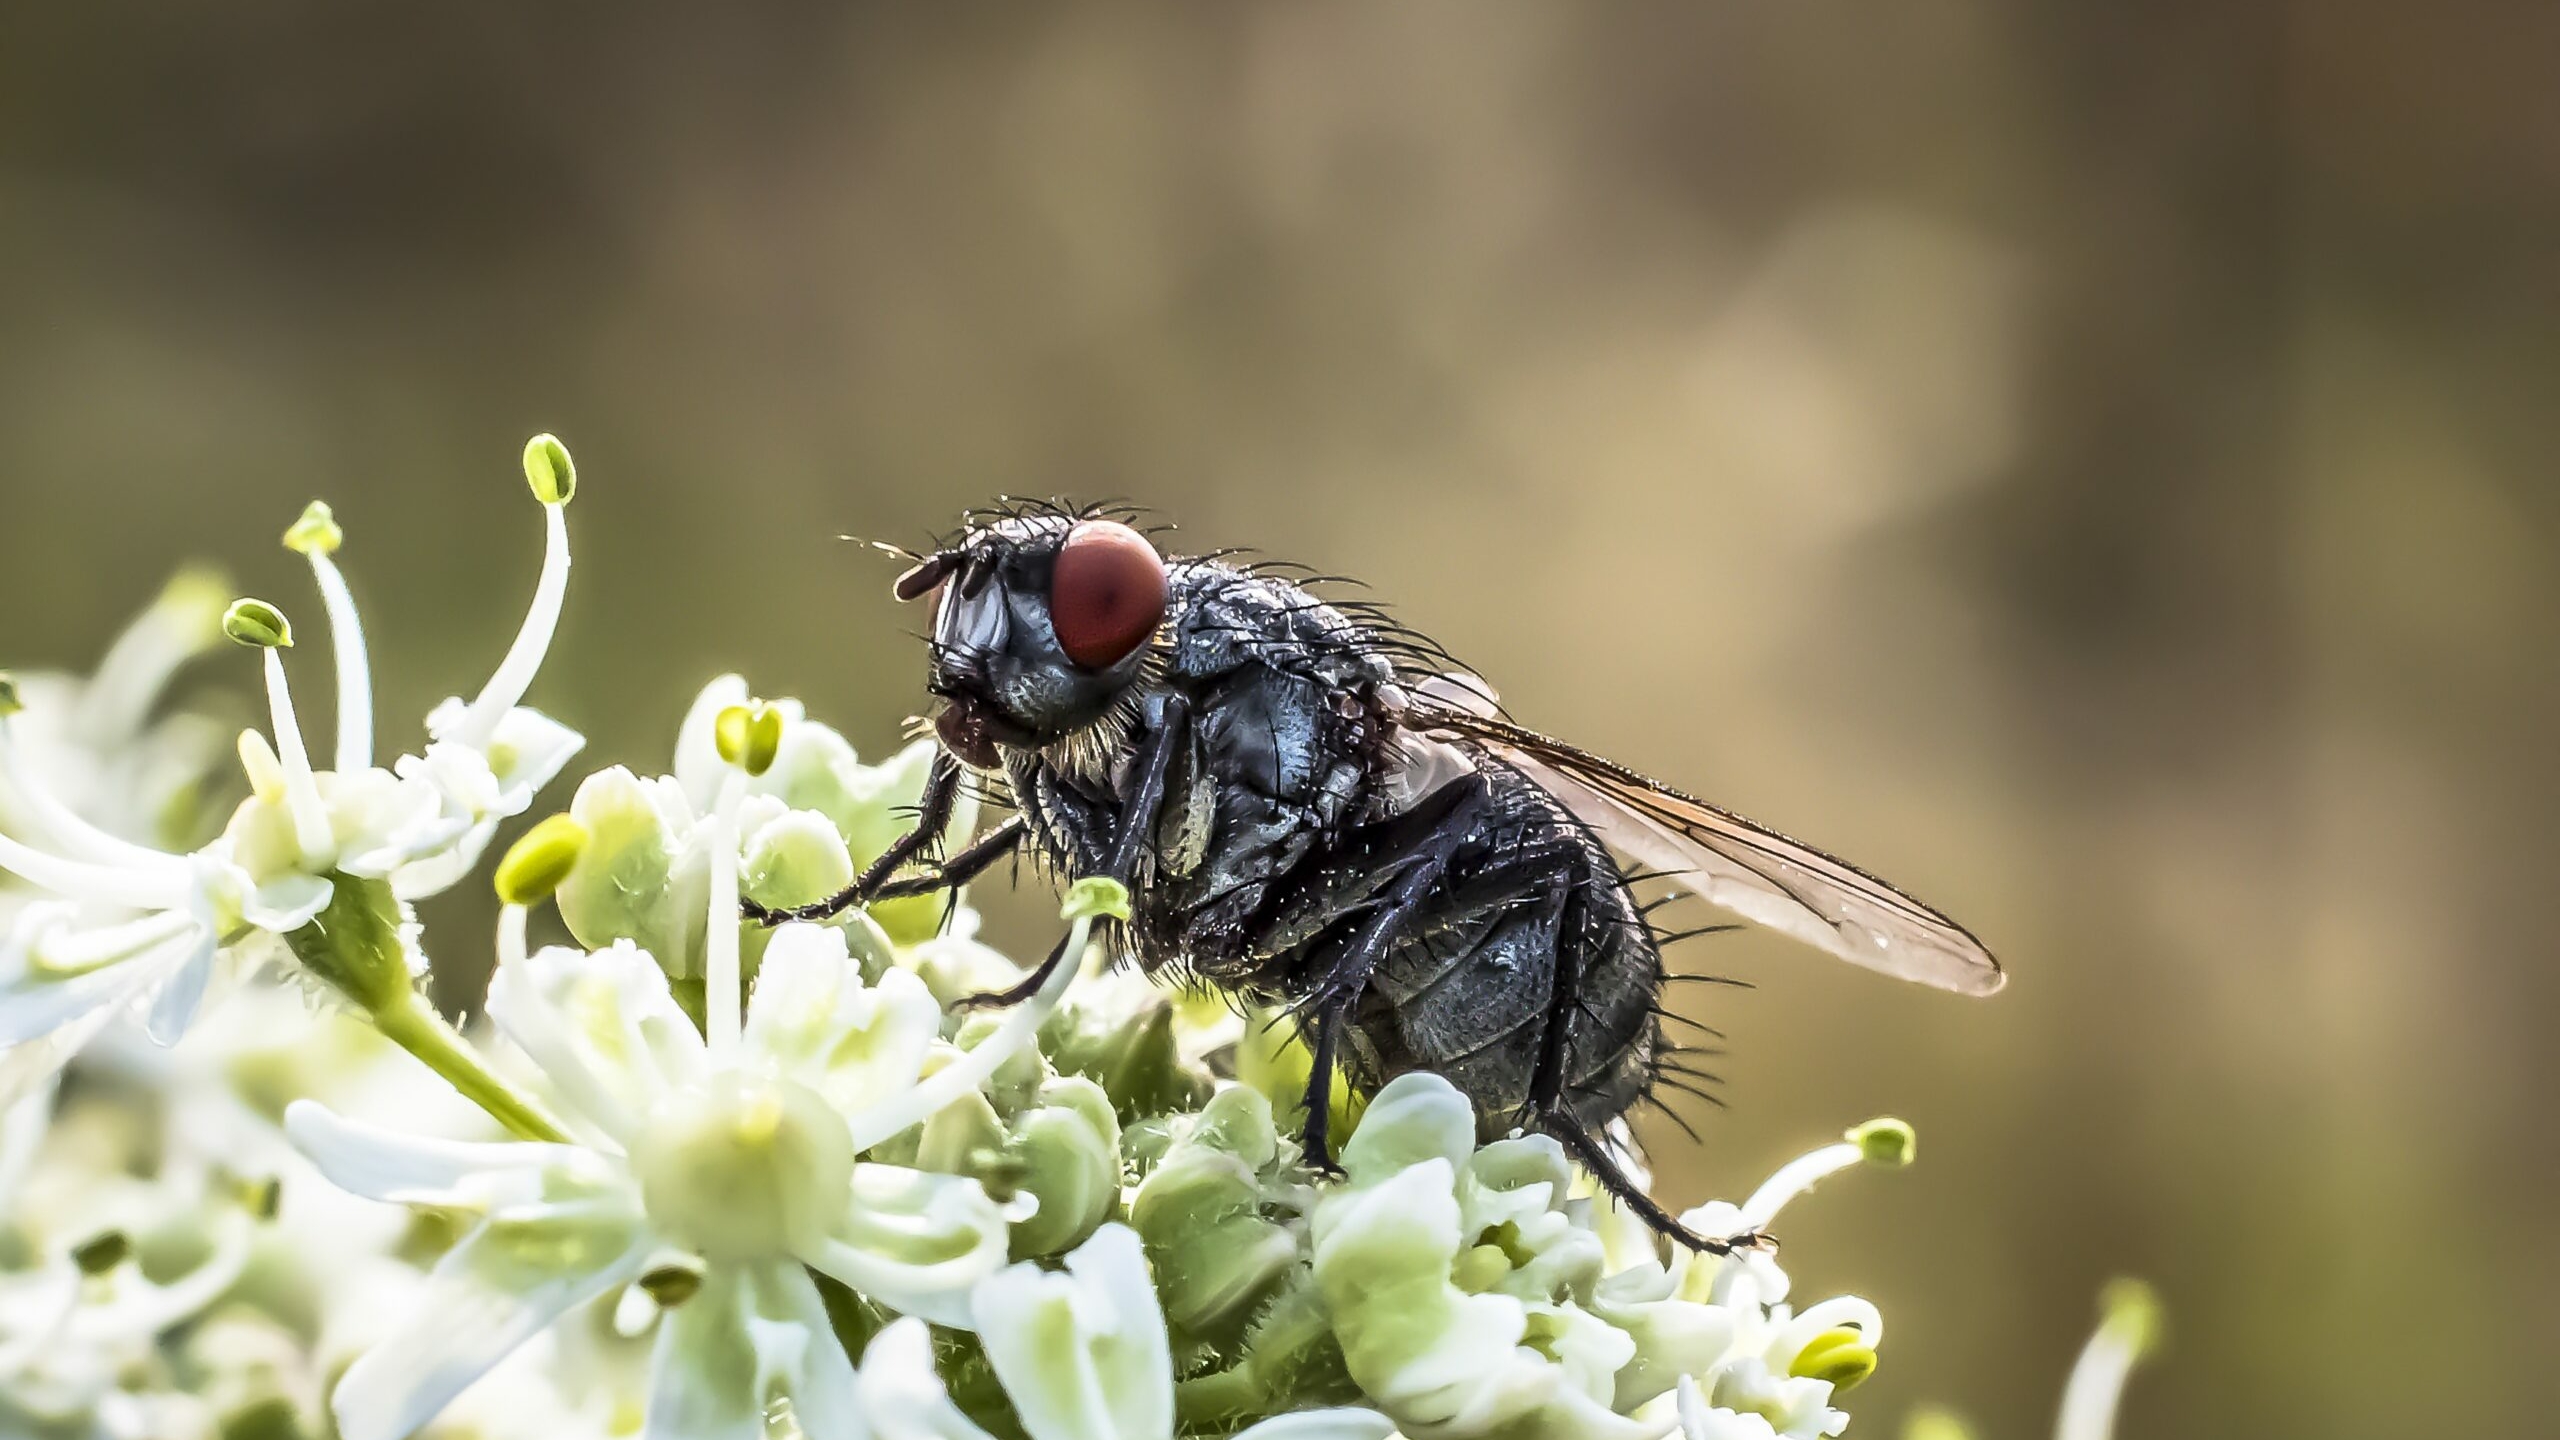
[285, 816, 1114, 1440]
[0, 1164, 259, 1432]
[0, 458, 587, 1099]
[1308, 1073, 1664, 1440]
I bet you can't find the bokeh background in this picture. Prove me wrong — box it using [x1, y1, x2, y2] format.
[4, 4, 2554, 1435]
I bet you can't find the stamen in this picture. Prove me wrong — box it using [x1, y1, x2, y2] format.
[261, 651, 337, 867]
[2056, 1280, 2163, 1440]
[453, 484, 571, 752]
[25, 910, 198, 979]
[841, 884, 1118, 1150]
[1738, 1142, 1864, 1230]
[302, 535, 374, 774]
[0, 830, 188, 910]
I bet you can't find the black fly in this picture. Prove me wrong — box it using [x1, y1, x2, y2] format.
[746, 503, 2003, 1253]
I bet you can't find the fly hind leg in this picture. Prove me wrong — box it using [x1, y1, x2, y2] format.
[1526, 905, 1770, 1257]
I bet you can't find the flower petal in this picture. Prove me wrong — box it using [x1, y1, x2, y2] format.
[742, 925, 939, 1114]
[1231, 1409, 1400, 1440]
[969, 1224, 1172, 1440]
[486, 940, 707, 1145]
[285, 1099, 599, 1207]
[643, 1260, 860, 1440]
[804, 1164, 1018, 1330]
[857, 1316, 999, 1440]
[332, 1204, 650, 1440]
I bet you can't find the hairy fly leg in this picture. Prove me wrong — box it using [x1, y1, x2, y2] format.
[863, 815, 1029, 900]
[953, 695, 1193, 1012]
[743, 749, 967, 926]
[1291, 772, 1493, 1172]
[1541, 1115, 1769, 1256]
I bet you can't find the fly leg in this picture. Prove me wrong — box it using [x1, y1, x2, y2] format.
[864, 817, 1028, 900]
[1292, 774, 1491, 1173]
[743, 750, 967, 926]
[952, 696, 1190, 1012]
[1528, 934, 1769, 1256]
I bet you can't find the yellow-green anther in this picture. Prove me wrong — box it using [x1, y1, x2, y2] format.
[1790, 1326, 1879, 1391]
[522, 432, 576, 505]
[2098, 1277, 2165, 1359]
[1901, 1408, 1979, 1440]
[1848, 1116, 1916, 1167]
[495, 814, 590, 906]
[0, 673, 19, 718]
[638, 1259, 706, 1309]
[713, 703, 784, 777]
[71, 1230, 131, 1275]
[234, 1174, 284, 1221]
[1061, 876, 1132, 924]
[223, 599, 293, 649]
[158, 565, 235, 624]
[282, 500, 343, 555]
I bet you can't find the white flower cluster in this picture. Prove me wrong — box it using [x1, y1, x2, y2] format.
[0, 437, 2159, 1440]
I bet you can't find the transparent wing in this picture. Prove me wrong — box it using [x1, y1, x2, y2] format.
[1406, 701, 2004, 996]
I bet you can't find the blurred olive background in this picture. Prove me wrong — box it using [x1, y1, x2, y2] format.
[4, 3, 2555, 1436]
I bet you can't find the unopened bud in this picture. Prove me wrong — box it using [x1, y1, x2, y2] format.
[495, 814, 589, 907]
[222, 599, 293, 649]
[282, 500, 343, 555]
[0, 673, 20, 719]
[522, 433, 576, 505]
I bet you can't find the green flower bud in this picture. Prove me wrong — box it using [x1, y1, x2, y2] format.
[522, 432, 576, 505]
[1098, 1002, 1214, 1121]
[1132, 1087, 1296, 1337]
[282, 500, 342, 555]
[556, 767, 704, 978]
[913, 1089, 1009, 1178]
[1790, 1326, 1879, 1391]
[1006, 1077, 1121, 1257]
[222, 598, 293, 649]
[0, 672, 20, 719]
[1061, 875, 1131, 924]
[494, 814, 589, 907]
[716, 702, 785, 777]
[1848, 1116, 1916, 1168]
[70, 1229, 131, 1275]
[740, 809, 854, 913]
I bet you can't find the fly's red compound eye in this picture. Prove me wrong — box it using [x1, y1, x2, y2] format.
[1049, 519, 1167, 669]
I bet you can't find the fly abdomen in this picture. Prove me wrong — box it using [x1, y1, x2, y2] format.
[1341, 761, 1666, 1142]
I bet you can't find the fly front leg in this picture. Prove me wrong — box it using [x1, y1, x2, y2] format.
[743, 749, 970, 927]
[952, 695, 1192, 1012]
[1292, 773, 1491, 1173]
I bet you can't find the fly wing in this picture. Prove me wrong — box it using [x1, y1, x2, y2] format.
[1404, 699, 2004, 996]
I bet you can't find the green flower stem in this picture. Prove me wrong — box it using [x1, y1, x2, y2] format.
[371, 996, 569, 1144]
[284, 872, 570, 1143]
